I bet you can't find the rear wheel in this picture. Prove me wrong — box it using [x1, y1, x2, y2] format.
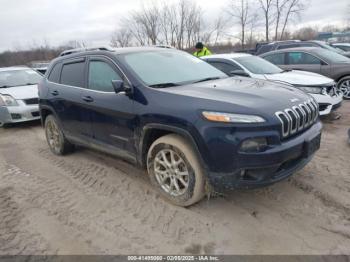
[338, 76, 350, 99]
[45, 115, 74, 155]
[147, 134, 205, 207]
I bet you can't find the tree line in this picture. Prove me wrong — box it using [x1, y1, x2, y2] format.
[110, 0, 311, 50]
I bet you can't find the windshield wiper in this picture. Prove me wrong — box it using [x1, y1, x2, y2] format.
[0, 85, 9, 88]
[26, 83, 37, 86]
[149, 83, 180, 88]
[193, 77, 222, 83]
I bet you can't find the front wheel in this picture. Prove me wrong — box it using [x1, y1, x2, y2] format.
[45, 115, 74, 155]
[338, 76, 350, 99]
[147, 134, 206, 207]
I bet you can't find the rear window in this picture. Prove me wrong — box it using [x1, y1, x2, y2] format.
[48, 63, 61, 83]
[60, 61, 85, 88]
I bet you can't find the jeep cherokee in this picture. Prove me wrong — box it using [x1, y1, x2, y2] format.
[39, 47, 322, 206]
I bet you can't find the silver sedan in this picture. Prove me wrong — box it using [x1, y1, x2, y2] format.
[0, 67, 42, 127]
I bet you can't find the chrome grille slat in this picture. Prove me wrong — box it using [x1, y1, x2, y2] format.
[276, 100, 319, 139]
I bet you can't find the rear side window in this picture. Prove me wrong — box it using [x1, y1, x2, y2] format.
[60, 61, 85, 88]
[263, 53, 285, 65]
[207, 61, 242, 75]
[88, 61, 122, 92]
[287, 52, 321, 65]
[48, 63, 61, 83]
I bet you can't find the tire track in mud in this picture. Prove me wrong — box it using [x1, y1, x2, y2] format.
[0, 183, 52, 255]
[1, 147, 215, 254]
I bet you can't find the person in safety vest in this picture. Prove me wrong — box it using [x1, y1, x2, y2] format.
[193, 42, 212, 57]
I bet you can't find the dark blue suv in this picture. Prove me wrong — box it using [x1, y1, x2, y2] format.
[39, 47, 322, 206]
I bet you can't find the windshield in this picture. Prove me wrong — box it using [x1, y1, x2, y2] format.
[316, 49, 350, 63]
[235, 56, 283, 74]
[0, 69, 42, 88]
[120, 50, 227, 86]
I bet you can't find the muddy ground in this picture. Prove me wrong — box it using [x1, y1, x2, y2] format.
[0, 102, 349, 255]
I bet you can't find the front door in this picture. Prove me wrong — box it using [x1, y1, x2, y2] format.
[82, 57, 136, 156]
[286, 51, 322, 74]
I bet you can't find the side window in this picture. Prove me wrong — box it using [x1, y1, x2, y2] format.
[207, 61, 242, 75]
[60, 61, 85, 87]
[48, 63, 61, 83]
[264, 53, 285, 65]
[288, 52, 321, 65]
[88, 60, 122, 92]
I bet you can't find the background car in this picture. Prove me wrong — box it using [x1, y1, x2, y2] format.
[0, 66, 42, 127]
[332, 43, 350, 52]
[203, 53, 343, 115]
[260, 47, 350, 99]
[256, 40, 350, 58]
[28, 61, 50, 74]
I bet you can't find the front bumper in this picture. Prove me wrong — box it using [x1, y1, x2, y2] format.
[0, 102, 40, 126]
[311, 92, 343, 116]
[206, 121, 322, 191]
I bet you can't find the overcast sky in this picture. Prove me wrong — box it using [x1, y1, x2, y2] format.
[0, 0, 348, 52]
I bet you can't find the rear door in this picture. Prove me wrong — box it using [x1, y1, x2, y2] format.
[285, 51, 322, 74]
[83, 56, 136, 155]
[49, 57, 92, 139]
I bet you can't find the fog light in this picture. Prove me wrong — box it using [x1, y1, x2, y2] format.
[240, 138, 268, 153]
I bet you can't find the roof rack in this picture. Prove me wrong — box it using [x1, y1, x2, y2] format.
[59, 46, 114, 57]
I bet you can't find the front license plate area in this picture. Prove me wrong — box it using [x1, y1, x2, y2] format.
[304, 134, 321, 158]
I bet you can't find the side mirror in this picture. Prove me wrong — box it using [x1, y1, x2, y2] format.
[229, 70, 250, 77]
[112, 80, 132, 94]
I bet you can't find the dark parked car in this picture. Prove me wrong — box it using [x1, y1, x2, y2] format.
[39, 47, 322, 206]
[261, 47, 350, 99]
[256, 40, 350, 58]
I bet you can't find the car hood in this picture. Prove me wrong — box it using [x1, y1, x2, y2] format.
[0, 85, 38, 99]
[263, 70, 334, 86]
[159, 77, 311, 115]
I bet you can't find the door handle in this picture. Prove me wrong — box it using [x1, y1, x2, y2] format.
[82, 96, 94, 103]
[51, 90, 59, 96]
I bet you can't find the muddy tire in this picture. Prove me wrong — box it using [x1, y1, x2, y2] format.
[45, 115, 74, 155]
[338, 76, 350, 100]
[147, 134, 206, 207]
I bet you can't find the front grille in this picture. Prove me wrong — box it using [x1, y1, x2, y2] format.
[275, 99, 318, 139]
[24, 98, 39, 105]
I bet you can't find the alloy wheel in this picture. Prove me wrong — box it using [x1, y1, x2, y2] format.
[46, 119, 61, 153]
[153, 149, 190, 197]
[340, 80, 350, 99]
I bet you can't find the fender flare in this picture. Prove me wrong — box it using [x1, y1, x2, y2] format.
[138, 123, 208, 172]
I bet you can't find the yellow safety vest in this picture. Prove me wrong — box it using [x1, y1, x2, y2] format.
[193, 47, 212, 57]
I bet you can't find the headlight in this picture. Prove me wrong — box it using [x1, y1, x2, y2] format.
[0, 94, 19, 106]
[240, 138, 268, 153]
[202, 111, 266, 123]
[296, 86, 323, 94]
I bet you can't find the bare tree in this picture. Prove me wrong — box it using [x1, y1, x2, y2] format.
[273, 0, 289, 40]
[110, 28, 133, 47]
[258, 0, 274, 42]
[226, 0, 252, 49]
[280, 0, 308, 40]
